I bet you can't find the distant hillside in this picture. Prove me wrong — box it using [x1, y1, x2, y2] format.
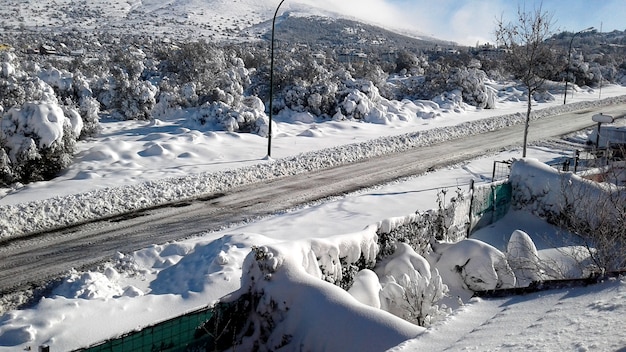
[0, 0, 449, 46]
[266, 13, 453, 50]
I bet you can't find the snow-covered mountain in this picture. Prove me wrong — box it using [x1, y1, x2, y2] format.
[0, 0, 441, 43]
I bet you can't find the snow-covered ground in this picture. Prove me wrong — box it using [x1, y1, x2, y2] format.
[0, 85, 625, 351]
[0, 0, 430, 42]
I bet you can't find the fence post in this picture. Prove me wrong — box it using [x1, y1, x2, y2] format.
[467, 179, 475, 237]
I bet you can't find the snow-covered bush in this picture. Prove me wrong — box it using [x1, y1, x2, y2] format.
[191, 96, 269, 136]
[210, 56, 251, 107]
[278, 69, 339, 117]
[198, 229, 424, 351]
[38, 67, 74, 98]
[376, 242, 450, 326]
[376, 189, 470, 261]
[38, 68, 101, 137]
[394, 49, 427, 76]
[0, 76, 58, 110]
[446, 67, 496, 109]
[166, 40, 226, 99]
[431, 238, 516, 292]
[0, 102, 80, 184]
[103, 66, 157, 120]
[506, 230, 543, 286]
[78, 95, 101, 137]
[334, 80, 385, 121]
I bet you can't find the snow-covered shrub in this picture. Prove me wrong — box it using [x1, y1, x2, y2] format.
[446, 67, 496, 109]
[166, 40, 226, 98]
[104, 66, 157, 120]
[0, 147, 13, 185]
[376, 189, 470, 261]
[335, 80, 384, 121]
[0, 102, 80, 184]
[37, 68, 101, 137]
[78, 95, 101, 137]
[153, 80, 198, 120]
[280, 78, 339, 117]
[210, 56, 251, 107]
[506, 230, 543, 286]
[0, 76, 58, 110]
[394, 50, 427, 76]
[377, 243, 450, 326]
[406, 62, 495, 109]
[192, 96, 268, 136]
[38, 67, 74, 97]
[431, 238, 516, 292]
[1, 61, 16, 79]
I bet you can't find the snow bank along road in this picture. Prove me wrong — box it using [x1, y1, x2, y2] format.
[0, 103, 625, 295]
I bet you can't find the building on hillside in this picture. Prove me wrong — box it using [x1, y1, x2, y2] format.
[39, 44, 58, 55]
[338, 50, 368, 64]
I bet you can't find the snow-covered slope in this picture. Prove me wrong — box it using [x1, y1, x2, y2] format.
[0, 0, 431, 42]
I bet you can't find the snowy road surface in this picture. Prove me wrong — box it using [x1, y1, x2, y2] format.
[1, 103, 625, 294]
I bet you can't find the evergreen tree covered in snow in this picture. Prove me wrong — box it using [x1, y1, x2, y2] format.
[0, 102, 80, 184]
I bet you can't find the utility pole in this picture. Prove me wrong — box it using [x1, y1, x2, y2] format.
[267, 0, 287, 158]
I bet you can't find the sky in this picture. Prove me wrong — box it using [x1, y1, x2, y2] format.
[322, 0, 626, 46]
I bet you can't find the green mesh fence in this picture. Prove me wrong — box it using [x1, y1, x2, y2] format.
[77, 306, 214, 352]
[469, 181, 512, 233]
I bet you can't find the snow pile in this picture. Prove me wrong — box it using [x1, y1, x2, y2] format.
[202, 212, 523, 350]
[207, 228, 424, 351]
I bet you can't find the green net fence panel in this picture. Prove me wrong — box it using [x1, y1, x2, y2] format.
[469, 181, 512, 233]
[77, 306, 214, 352]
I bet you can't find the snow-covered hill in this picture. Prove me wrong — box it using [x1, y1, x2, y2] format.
[0, 0, 434, 42]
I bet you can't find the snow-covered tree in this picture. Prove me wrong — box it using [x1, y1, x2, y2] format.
[0, 102, 80, 184]
[496, 4, 558, 157]
[104, 66, 157, 120]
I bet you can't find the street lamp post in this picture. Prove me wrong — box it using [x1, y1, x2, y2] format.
[267, 0, 287, 158]
[563, 27, 594, 104]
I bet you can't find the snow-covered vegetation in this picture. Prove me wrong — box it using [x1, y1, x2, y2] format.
[0, 0, 625, 351]
[1, 10, 625, 187]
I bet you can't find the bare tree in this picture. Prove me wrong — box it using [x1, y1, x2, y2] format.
[495, 4, 558, 157]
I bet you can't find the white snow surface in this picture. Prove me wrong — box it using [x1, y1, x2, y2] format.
[0, 86, 625, 351]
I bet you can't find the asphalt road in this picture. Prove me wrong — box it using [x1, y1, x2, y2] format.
[0, 103, 624, 295]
